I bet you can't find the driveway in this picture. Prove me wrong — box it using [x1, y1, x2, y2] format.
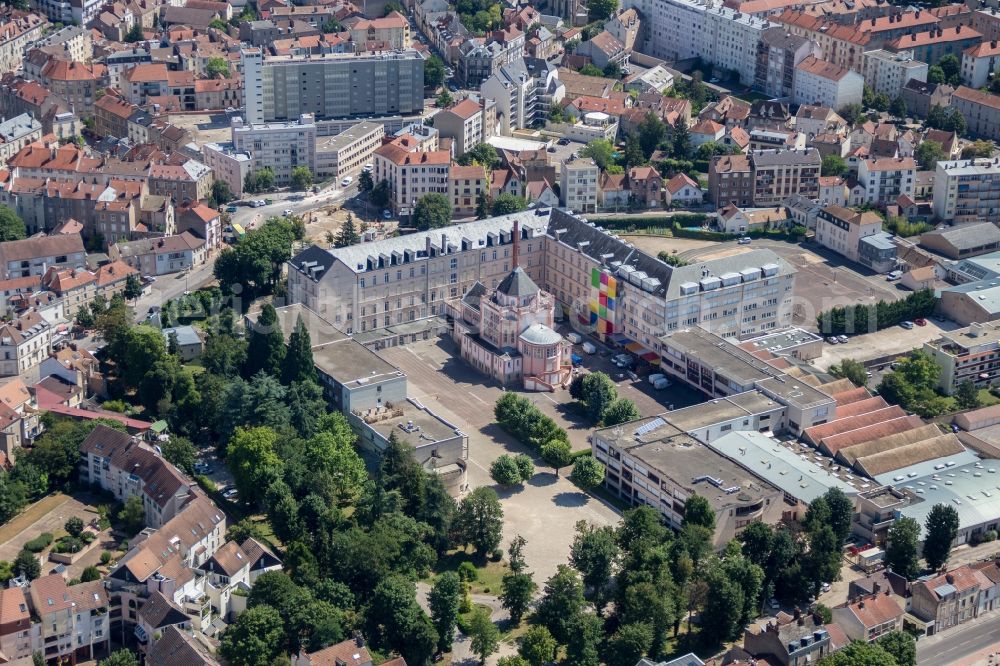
[813, 318, 960, 372]
[382, 339, 622, 582]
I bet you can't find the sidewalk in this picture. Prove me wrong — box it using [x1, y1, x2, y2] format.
[953, 643, 1000, 666]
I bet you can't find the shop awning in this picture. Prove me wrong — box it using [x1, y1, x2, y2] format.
[642, 352, 660, 363]
[625, 342, 645, 353]
[610, 333, 630, 344]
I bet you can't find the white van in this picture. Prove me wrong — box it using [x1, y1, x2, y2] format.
[566, 332, 582, 344]
[582, 342, 596, 354]
[648, 373, 666, 385]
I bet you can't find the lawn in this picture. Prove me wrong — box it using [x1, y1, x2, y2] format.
[0, 493, 68, 544]
[426, 546, 509, 595]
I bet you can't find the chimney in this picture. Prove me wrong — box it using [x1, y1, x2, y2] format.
[873, 582, 881, 594]
[512, 218, 520, 268]
[859, 599, 865, 608]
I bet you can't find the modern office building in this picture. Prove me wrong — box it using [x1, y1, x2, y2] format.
[314, 121, 386, 180]
[925, 321, 1000, 393]
[241, 47, 425, 125]
[480, 57, 564, 134]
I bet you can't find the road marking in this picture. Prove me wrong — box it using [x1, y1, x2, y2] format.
[470, 393, 486, 404]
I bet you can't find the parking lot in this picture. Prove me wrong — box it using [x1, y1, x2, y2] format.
[814, 317, 959, 372]
[679, 238, 906, 329]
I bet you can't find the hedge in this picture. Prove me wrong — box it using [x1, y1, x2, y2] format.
[24, 533, 54, 552]
[494, 392, 568, 450]
[817, 289, 936, 335]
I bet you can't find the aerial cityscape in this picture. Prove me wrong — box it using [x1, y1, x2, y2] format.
[4, 0, 1000, 664]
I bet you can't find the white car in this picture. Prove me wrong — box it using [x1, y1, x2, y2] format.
[383, 209, 392, 220]
[283, 209, 292, 216]
[341, 176, 353, 187]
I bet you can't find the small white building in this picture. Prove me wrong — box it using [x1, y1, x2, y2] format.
[560, 157, 599, 213]
[963, 40, 1000, 90]
[664, 173, 703, 206]
[863, 49, 929, 100]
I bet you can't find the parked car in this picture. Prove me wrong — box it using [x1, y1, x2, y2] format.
[566, 332, 582, 344]
[826, 336, 839, 344]
[738, 237, 751, 245]
[886, 270, 903, 281]
[582, 342, 596, 354]
[283, 208, 293, 216]
[648, 373, 666, 385]
[900, 320, 915, 330]
[652, 377, 670, 390]
[914, 318, 927, 326]
[837, 335, 849, 343]
[383, 209, 392, 219]
[222, 488, 239, 499]
[226, 205, 238, 213]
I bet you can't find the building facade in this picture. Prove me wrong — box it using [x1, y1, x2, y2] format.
[933, 157, 1000, 222]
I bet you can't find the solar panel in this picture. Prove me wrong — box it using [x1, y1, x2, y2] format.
[635, 418, 666, 437]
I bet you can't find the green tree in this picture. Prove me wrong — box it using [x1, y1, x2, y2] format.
[468, 607, 500, 664]
[124, 23, 143, 42]
[878, 631, 916, 666]
[740, 521, 773, 568]
[821, 154, 848, 177]
[602, 397, 639, 425]
[570, 456, 605, 490]
[939, 54, 961, 84]
[456, 487, 504, 558]
[829, 359, 868, 387]
[701, 566, 744, 643]
[220, 605, 285, 666]
[534, 564, 586, 643]
[581, 372, 617, 423]
[916, 140, 945, 170]
[244, 304, 285, 378]
[569, 520, 619, 605]
[563, 614, 602, 666]
[14, 549, 39, 580]
[0, 206, 27, 242]
[80, 565, 101, 582]
[209, 18, 228, 30]
[500, 568, 536, 624]
[886, 517, 921, 579]
[928, 65, 945, 84]
[581, 138, 615, 170]
[99, 650, 139, 666]
[682, 495, 715, 530]
[335, 214, 359, 247]
[491, 193, 528, 216]
[429, 571, 461, 653]
[437, 90, 453, 107]
[322, 17, 341, 32]
[202, 333, 247, 378]
[604, 623, 653, 666]
[281, 315, 317, 385]
[890, 96, 907, 119]
[212, 179, 232, 204]
[823, 487, 855, 545]
[519, 626, 557, 666]
[123, 273, 143, 302]
[805, 525, 841, 596]
[956, 380, 982, 410]
[117, 496, 145, 535]
[227, 426, 282, 508]
[817, 640, 900, 666]
[514, 454, 534, 481]
[638, 112, 666, 158]
[588, 0, 617, 20]
[623, 133, 646, 168]
[161, 435, 197, 474]
[64, 516, 84, 538]
[425, 55, 445, 88]
[923, 503, 960, 571]
[412, 193, 453, 230]
[291, 166, 313, 191]
[541, 439, 573, 476]
[206, 56, 230, 79]
[491, 454, 526, 486]
[458, 143, 502, 170]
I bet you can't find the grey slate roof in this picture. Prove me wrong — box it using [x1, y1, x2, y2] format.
[462, 281, 488, 311]
[921, 222, 1000, 252]
[496, 266, 539, 298]
[519, 323, 561, 345]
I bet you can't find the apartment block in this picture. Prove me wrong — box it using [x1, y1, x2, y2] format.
[863, 49, 929, 99]
[344, 11, 410, 50]
[709, 153, 754, 207]
[458, 26, 525, 88]
[910, 567, 990, 635]
[814, 205, 885, 264]
[480, 57, 564, 134]
[241, 48, 424, 124]
[202, 141, 252, 199]
[433, 98, 493, 157]
[231, 114, 316, 186]
[0, 11, 47, 76]
[925, 322, 1000, 394]
[857, 156, 917, 204]
[0, 234, 85, 280]
[373, 142, 450, 216]
[314, 121, 385, 180]
[952, 87, 1000, 142]
[0, 310, 51, 377]
[793, 56, 864, 110]
[962, 40, 1000, 89]
[755, 27, 821, 99]
[887, 26, 983, 66]
[449, 165, 488, 218]
[933, 157, 1000, 222]
[771, 11, 872, 73]
[647, 0, 773, 84]
[751, 148, 822, 206]
[560, 156, 599, 213]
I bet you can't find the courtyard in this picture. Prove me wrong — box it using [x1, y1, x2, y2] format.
[380, 333, 700, 581]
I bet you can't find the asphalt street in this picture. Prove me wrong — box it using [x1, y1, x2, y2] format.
[917, 610, 1000, 665]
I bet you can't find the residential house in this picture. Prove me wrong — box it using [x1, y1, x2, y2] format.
[814, 204, 886, 264]
[448, 165, 488, 218]
[910, 566, 991, 635]
[831, 593, 904, 642]
[110, 232, 207, 276]
[576, 30, 628, 70]
[630, 166, 664, 208]
[560, 157, 599, 213]
[664, 173, 701, 207]
[742, 609, 835, 666]
[373, 143, 451, 217]
[599, 172, 628, 209]
[0, 234, 85, 280]
[0, 310, 51, 377]
[709, 153, 754, 207]
[434, 98, 493, 157]
[176, 203, 221, 251]
[856, 156, 916, 204]
[901, 79, 954, 119]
